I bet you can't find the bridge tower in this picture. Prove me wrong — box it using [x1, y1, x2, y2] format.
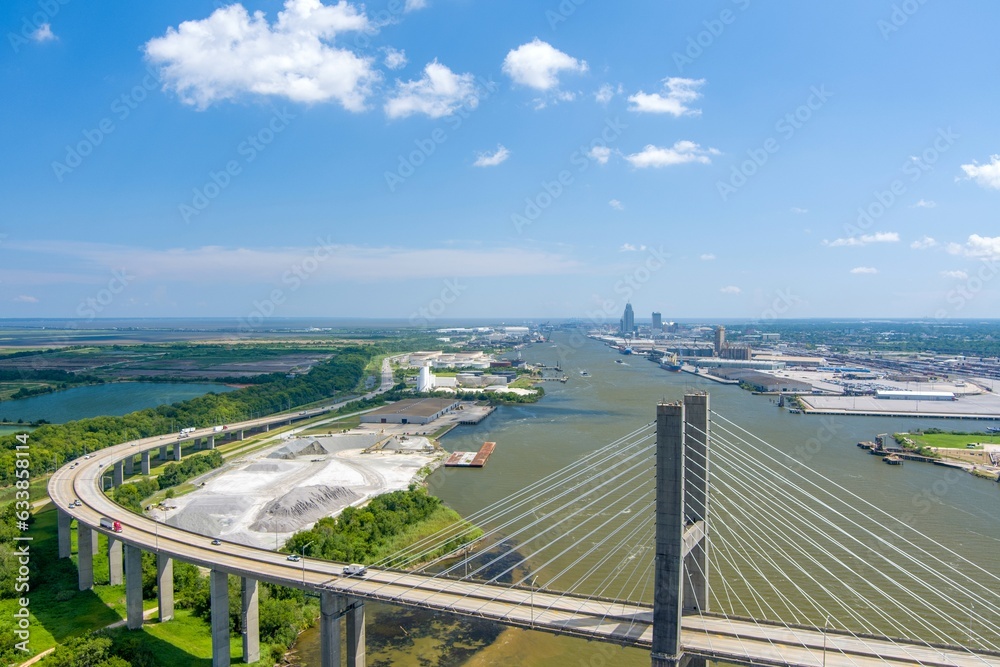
[652, 393, 710, 667]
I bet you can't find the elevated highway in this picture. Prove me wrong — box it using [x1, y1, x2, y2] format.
[48, 383, 1000, 667]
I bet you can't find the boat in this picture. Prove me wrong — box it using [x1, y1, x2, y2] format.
[615, 359, 624, 364]
[884, 454, 903, 465]
[661, 363, 682, 372]
[788, 408, 802, 414]
[580, 370, 590, 377]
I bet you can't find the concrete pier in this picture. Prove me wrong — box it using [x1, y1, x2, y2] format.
[264, 423, 269, 432]
[210, 569, 230, 667]
[683, 393, 709, 615]
[108, 536, 123, 585]
[173, 442, 182, 461]
[241, 578, 260, 664]
[141, 450, 151, 475]
[320, 592, 345, 667]
[124, 456, 134, 476]
[57, 509, 71, 558]
[237, 429, 244, 441]
[207, 435, 215, 449]
[77, 524, 94, 590]
[347, 598, 366, 667]
[157, 553, 174, 621]
[113, 460, 124, 487]
[159, 445, 168, 461]
[125, 544, 143, 630]
[651, 401, 685, 667]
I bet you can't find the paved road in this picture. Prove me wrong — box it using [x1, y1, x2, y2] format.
[47, 356, 1000, 666]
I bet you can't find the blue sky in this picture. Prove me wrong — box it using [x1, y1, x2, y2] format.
[2, 0, 999, 325]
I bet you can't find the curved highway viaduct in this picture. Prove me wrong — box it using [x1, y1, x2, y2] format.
[48, 383, 1000, 667]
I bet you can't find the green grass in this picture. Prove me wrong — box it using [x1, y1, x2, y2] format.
[298, 415, 362, 435]
[904, 431, 1000, 449]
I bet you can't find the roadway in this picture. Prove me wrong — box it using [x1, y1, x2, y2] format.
[47, 354, 1000, 667]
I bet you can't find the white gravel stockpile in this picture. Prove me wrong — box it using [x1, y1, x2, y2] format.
[163, 432, 441, 549]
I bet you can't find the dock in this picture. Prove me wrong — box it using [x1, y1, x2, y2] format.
[445, 441, 496, 468]
[458, 406, 496, 425]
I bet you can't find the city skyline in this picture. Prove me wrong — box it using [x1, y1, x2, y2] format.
[3, 1, 999, 321]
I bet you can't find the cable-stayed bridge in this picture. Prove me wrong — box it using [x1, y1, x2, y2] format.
[51, 393, 1000, 666]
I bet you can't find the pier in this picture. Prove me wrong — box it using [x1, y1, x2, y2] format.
[445, 441, 496, 467]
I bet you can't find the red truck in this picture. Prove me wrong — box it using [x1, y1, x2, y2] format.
[100, 517, 123, 533]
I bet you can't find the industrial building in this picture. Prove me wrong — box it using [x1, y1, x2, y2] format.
[713, 369, 813, 393]
[360, 398, 461, 425]
[875, 390, 956, 401]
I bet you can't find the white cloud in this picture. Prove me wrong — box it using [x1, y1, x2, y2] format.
[627, 77, 704, 117]
[823, 232, 899, 247]
[700, 253, 716, 261]
[31, 23, 56, 42]
[608, 199, 624, 211]
[404, 0, 427, 11]
[385, 60, 478, 119]
[949, 234, 1000, 259]
[383, 47, 407, 70]
[941, 270, 969, 280]
[913, 199, 937, 208]
[790, 207, 808, 214]
[960, 155, 1000, 190]
[588, 146, 612, 165]
[720, 286, 741, 295]
[620, 243, 647, 252]
[144, 0, 377, 110]
[624, 141, 719, 168]
[594, 83, 623, 104]
[910, 236, 938, 250]
[502, 38, 587, 91]
[850, 267, 878, 274]
[13, 295, 39, 303]
[473, 145, 510, 168]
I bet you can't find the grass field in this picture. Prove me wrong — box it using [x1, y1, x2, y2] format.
[906, 431, 1000, 449]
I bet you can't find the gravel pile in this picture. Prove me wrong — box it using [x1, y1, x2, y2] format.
[250, 485, 362, 532]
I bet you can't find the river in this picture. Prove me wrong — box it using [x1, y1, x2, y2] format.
[0, 382, 236, 423]
[293, 331, 1000, 666]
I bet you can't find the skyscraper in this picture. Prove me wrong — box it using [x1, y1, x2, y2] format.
[621, 302, 635, 335]
[652, 312, 662, 332]
[714, 325, 726, 356]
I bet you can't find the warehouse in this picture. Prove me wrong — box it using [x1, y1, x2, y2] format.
[875, 390, 955, 401]
[360, 398, 461, 425]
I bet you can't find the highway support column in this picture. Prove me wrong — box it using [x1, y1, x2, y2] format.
[159, 445, 167, 461]
[241, 578, 260, 664]
[113, 460, 124, 487]
[108, 536, 123, 585]
[173, 442, 182, 461]
[125, 544, 143, 630]
[57, 509, 71, 558]
[320, 592, 345, 667]
[157, 553, 174, 621]
[124, 455, 134, 476]
[210, 569, 230, 667]
[207, 435, 215, 449]
[237, 429, 244, 441]
[347, 598, 366, 667]
[77, 524, 94, 590]
[141, 450, 151, 475]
